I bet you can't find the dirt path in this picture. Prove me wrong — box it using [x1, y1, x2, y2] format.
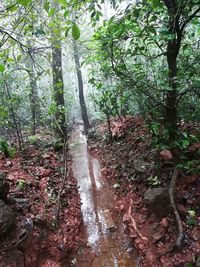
[65, 126, 138, 267]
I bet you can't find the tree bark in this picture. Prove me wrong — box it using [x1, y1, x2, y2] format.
[164, 1, 182, 142]
[73, 39, 91, 132]
[51, 1, 67, 139]
[52, 44, 67, 138]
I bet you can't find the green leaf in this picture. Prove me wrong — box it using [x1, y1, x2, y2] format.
[57, 0, 67, 7]
[72, 23, 80, 40]
[17, 0, 32, 6]
[188, 209, 196, 217]
[43, 1, 50, 12]
[0, 64, 5, 72]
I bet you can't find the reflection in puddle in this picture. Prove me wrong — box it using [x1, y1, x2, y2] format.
[69, 126, 137, 267]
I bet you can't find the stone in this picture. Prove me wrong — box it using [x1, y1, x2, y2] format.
[144, 187, 170, 217]
[0, 199, 15, 236]
[103, 209, 115, 230]
[133, 159, 147, 173]
[0, 172, 9, 201]
[144, 187, 168, 204]
[160, 150, 173, 161]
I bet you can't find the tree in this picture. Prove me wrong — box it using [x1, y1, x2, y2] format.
[88, 0, 200, 145]
[51, 0, 67, 139]
[25, 48, 41, 135]
[163, 0, 200, 142]
[73, 38, 91, 132]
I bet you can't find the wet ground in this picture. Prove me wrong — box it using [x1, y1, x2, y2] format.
[66, 126, 138, 267]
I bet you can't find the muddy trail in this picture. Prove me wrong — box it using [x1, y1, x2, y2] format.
[64, 126, 139, 267]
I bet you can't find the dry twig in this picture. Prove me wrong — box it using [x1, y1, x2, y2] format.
[128, 199, 148, 242]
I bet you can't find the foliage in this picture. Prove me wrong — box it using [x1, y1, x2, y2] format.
[186, 208, 197, 227]
[0, 139, 16, 158]
[147, 176, 161, 186]
[87, 0, 200, 144]
[0, 139, 10, 158]
[16, 179, 26, 190]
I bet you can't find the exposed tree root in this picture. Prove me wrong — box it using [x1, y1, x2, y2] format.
[128, 199, 148, 242]
[169, 168, 183, 248]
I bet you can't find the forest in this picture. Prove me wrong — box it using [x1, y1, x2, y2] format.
[0, 0, 200, 266]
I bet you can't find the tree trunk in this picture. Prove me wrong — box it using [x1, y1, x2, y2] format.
[106, 113, 112, 142]
[164, 1, 182, 143]
[73, 39, 91, 132]
[51, 1, 67, 139]
[25, 52, 40, 135]
[52, 44, 67, 138]
[165, 45, 178, 142]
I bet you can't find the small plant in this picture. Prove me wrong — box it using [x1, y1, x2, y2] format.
[16, 179, 26, 190]
[0, 139, 10, 157]
[8, 147, 17, 159]
[186, 208, 197, 226]
[176, 160, 200, 174]
[28, 135, 38, 144]
[113, 183, 120, 189]
[0, 139, 16, 158]
[147, 175, 161, 186]
[149, 122, 169, 149]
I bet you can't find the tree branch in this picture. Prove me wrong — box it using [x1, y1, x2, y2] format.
[181, 7, 200, 31]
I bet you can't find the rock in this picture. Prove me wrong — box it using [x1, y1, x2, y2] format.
[134, 159, 147, 173]
[0, 172, 9, 201]
[160, 150, 173, 161]
[144, 187, 170, 217]
[144, 187, 168, 204]
[5, 161, 13, 167]
[0, 199, 15, 236]
[103, 209, 115, 230]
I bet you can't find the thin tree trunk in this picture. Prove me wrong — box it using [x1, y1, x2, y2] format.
[25, 52, 40, 135]
[106, 113, 112, 142]
[73, 39, 91, 132]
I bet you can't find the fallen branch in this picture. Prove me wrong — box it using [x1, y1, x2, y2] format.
[169, 168, 183, 248]
[128, 199, 148, 241]
[55, 138, 68, 229]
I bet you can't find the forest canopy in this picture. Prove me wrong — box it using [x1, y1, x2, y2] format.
[0, 0, 200, 146]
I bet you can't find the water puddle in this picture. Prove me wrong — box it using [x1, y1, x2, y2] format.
[67, 126, 138, 267]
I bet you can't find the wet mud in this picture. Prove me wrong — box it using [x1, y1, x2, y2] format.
[65, 126, 138, 267]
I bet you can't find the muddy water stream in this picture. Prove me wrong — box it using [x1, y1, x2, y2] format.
[67, 126, 138, 267]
